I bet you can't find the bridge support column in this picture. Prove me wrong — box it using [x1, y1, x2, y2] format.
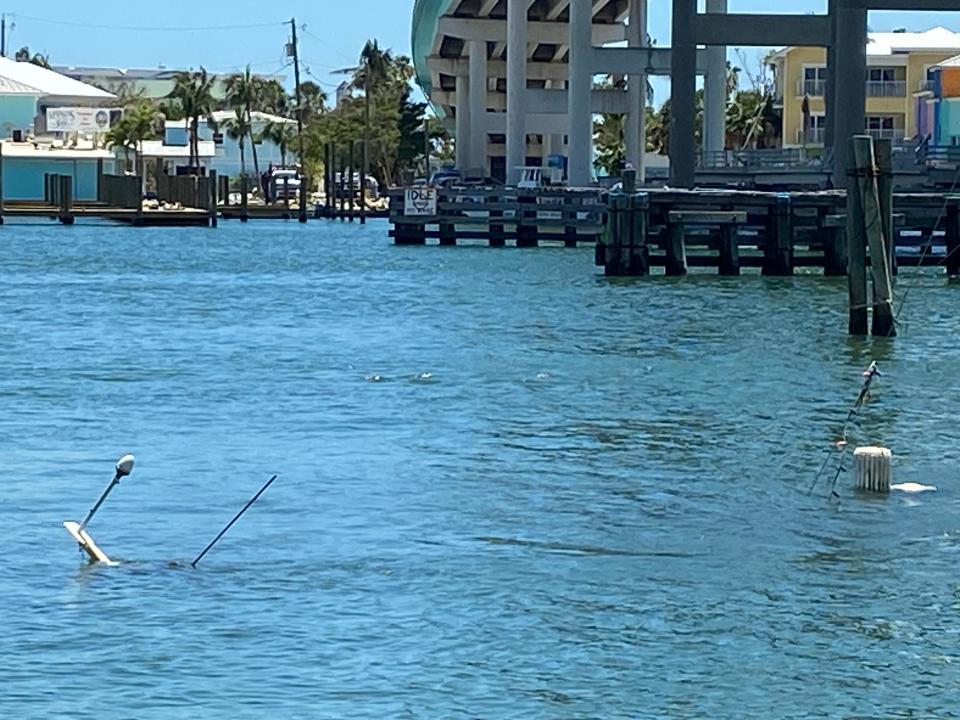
[625, 0, 648, 181]
[568, 0, 593, 187]
[469, 40, 488, 178]
[832, 2, 867, 187]
[669, 0, 697, 187]
[507, 0, 529, 186]
[456, 74, 471, 172]
[703, 0, 728, 163]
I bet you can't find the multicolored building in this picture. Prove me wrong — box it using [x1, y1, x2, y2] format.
[915, 55, 960, 148]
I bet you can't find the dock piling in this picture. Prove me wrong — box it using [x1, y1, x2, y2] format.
[240, 175, 249, 223]
[665, 220, 688, 276]
[209, 170, 218, 228]
[847, 139, 869, 335]
[851, 136, 896, 337]
[763, 194, 793, 276]
[58, 175, 74, 225]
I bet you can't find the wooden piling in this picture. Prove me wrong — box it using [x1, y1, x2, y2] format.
[665, 220, 688, 276]
[359, 140, 367, 226]
[96, 158, 103, 203]
[718, 224, 739, 276]
[821, 210, 848, 276]
[209, 169, 218, 228]
[326, 142, 334, 217]
[874, 139, 896, 277]
[347, 141, 355, 222]
[946, 197, 960, 278]
[852, 136, 896, 337]
[847, 138, 868, 336]
[489, 193, 505, 247]
[763, 194, 793, 276]
[516, 189, 538, 247]
[240, 175, 249, 223]
[58, 175, 74, 225]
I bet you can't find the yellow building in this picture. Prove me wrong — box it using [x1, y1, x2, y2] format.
[769, 27, 960, 148]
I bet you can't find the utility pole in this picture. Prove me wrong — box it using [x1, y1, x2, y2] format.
[289, 18, 308, 223]
[2, 15, 7, 58]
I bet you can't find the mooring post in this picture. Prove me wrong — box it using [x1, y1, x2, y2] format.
[96, 157, 103, 203]
[852, 136, 896, 337]
[847, 137, 869, 336]
[563, 193, 577, 248]
[874, 139, 896, 277]
[718, 223, 740, 276]
[488, 192, 505, 247]
[945, 197, 960, 278]
[516, 189, 538, 247]
[347, 141, 355, 222]
[604, 191, 629, 275]
[438, 188, 456, 246]
[821, 207, 848, 276]
[631, 192, 650, 275]
[338, 152, 346, 222]
[59, 175, 74, 225]
[665, 218, 688, 276]
[240, 175, 249, 223]
[763, 194, 793, 276]
[208, 169, 218, 228]
[359, 140, 367, 226]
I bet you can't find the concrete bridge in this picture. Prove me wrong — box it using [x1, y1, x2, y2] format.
[412, 0, 960, 187]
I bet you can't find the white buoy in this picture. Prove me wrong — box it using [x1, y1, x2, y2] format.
[853, 446, 892, 493]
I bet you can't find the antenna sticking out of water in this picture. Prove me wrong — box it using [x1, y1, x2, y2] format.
[191, 475, 279, 568]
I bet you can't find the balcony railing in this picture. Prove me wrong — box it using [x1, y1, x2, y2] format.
[866, 128, 905, 142]
[796, 128, 826, 145]
[797, 79, 826, 97]
[866, 80, 906, 97]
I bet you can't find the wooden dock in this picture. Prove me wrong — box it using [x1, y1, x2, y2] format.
[597, 187, 960, 277]
[387, 187, 604, 247]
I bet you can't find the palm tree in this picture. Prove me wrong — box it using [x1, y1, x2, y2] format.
[221, 107, 251, 179]
[262, 120, 297, 167]
[354, 40, 394, 179]
[15, 46, 50, 68]
[225, 66, 264, 179]
[169, 69, 216, 171]
[105, 102, 163, 182]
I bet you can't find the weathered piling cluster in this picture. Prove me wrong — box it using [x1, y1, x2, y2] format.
[598, 162, 959, 287]
[317, 140, 375, 223]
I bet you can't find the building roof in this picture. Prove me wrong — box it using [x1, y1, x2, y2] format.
[770, 27, 960, 60]
[139, 140, 216, 159]
[164, 110, 296, 129]
[867, 27, 960, 56]
[0, 140, 113, 160]
[936, 54, 960, 68]
[54, 65, 285, 82]
[0, 57, 113, 99]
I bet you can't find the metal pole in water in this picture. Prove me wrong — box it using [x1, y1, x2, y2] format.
[79, 454, 135, 531]
[191, 475, 278, 567]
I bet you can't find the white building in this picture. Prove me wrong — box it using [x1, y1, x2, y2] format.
[163, 110, 297, 178]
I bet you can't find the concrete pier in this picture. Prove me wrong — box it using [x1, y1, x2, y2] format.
[703, 0, 728, 162]
[468, 39, 488, 177]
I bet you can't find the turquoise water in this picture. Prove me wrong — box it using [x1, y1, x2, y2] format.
[2, 219, 959, 718]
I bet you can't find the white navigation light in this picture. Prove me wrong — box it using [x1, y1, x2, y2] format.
[115, 454, 135, 478]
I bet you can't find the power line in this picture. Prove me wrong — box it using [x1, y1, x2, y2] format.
[10, 13, 284, 32]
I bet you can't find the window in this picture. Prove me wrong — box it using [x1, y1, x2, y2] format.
[866, 116, 895, 131]
[868, 68, 897, 83]
[799, 66, 827, 96]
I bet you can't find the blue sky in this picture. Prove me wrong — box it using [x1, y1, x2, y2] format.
[6, 0, 960, 94]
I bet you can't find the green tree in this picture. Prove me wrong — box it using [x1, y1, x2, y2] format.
[225, 66, 264, 179]
[105, 101, 164, 180]
[221, 106, 251, 177]
[15, 47, 50, 68]
[262, 119, 297, 166]
[168, 69, 216, 171]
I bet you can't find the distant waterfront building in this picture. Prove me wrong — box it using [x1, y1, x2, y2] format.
[53, 66, 287, 101]
[0, 58, 115, 201]
[769, 27, 960, 148]
[163, 110, 297, 177]
[915, 54, 960, 148]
